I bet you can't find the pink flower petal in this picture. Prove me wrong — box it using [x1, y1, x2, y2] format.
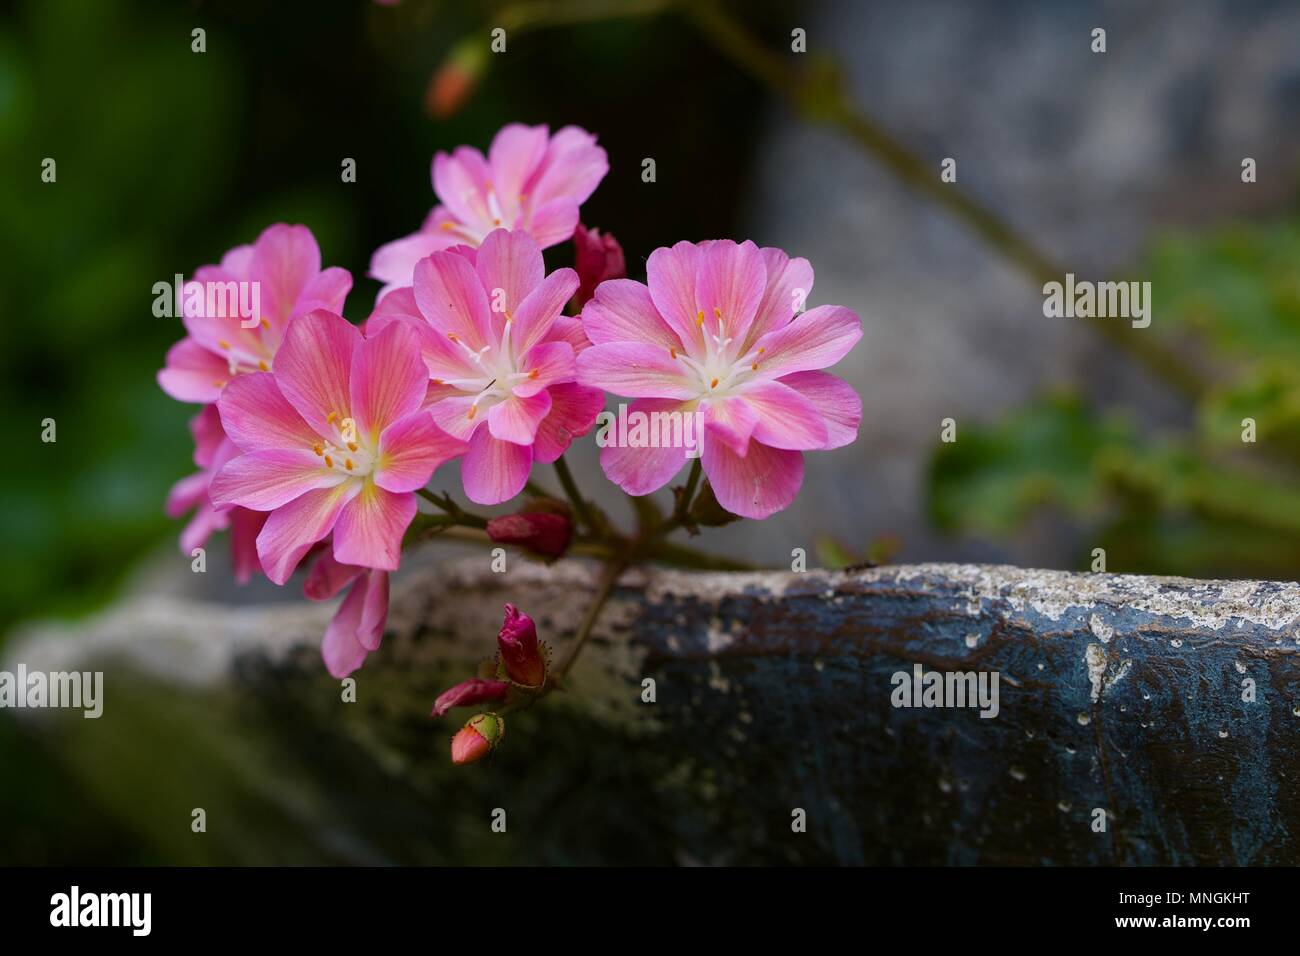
[580, 278, 679, 350]
[488, 391, 552, 445]
[321, 582, 369, 679]
[412, 249, 493, 351]
[369, 230, 461, 298]
[189, 404, 227, 468]
[433, 146, 493, 229]
[178, 501, 229, 556]
[528, 125, 608, 211]
[487, 123, 549, 217]
[533, 382, 605, 464]
[524, 197, 582, 249]
[738, 380, 830, 450]
[701, 433, 804, 520]
[429, 394, 487, 442]
[216, 371, 320, 453]
[158, 338, 229, 403]
[547, 315, 592, 355]
[646, 241, 707, 354]
[165, 471, 210, 519]
[511, 267, 578, 354]
[475, 227, 545, 319]
[295, 266, 353, 322]
[597, 398, 693, 495]
[702, 396, 760, 457]
[251, 224, 322, 329]
[694, 240, 766, 355]
[461, 426, 533, 505]
[272, 310, 361, 438]
[577, 342, 696, 399]
[514, 341, 576, 398]
[356, 569, 389, 651]
[257, 483, 357, 585]
[776, 371, 861, 449]
[304, 549, 364, 600]
[332, 484, 418, 571]
[748, 304, 862, 377]
[350, 320, 427, 443]
[230, 508, 266, 583]
[375, 411, 467, 492]
[210, 449, 346, 510]
[742, 247, 814, 352]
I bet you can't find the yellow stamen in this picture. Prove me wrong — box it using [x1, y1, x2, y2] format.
[347, 442, 358, 452]
[751, 362, 759, 371]
[345, 459, 354, 471]
[257, 360, 269, 371]
[467, 405, 477, 420]
[218, 340, 231, 350]
[324, 455, 334, 468]
[710, 377, 719, 389]
[448, 333, 458, 342]
[713, 306, 721, 318]
[326, 411, 339, 424]
[528, 369, 539, 379]
[696, 310, 704, 327]
[313, 443, 323, 456]
[670, 347, 678, 359]
[440, 222, 455, 231]
[758, 347, 766, 354]
[212, 379, 227, 388]
[260, 318, 270, 331]
[493, 218, 502, 226]
[432, 378, 444, 385]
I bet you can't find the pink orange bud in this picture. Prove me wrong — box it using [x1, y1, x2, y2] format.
[450, 713, 504, 765]
[426, 37, 487, 119]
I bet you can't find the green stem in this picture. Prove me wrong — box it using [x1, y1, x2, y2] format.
[552, 555, 629, 683]
[553, 455, 598, 533]
[415, 488, 488, 528]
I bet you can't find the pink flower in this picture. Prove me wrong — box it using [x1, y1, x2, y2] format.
[210, 310, 467, 584]
[431, 678, 509, 718]
[158, 224, 352, 404]
[572, 223, 625, 308]
[368, 124, 608, 296]
[576, 240, 863, 519]
[165, 405, 267, 582]
[369, 229, 605, 505]
[304, 550, 390, 678]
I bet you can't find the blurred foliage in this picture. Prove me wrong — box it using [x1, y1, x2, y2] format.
[928, 217, 1300, 578]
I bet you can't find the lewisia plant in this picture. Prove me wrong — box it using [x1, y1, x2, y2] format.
[158, 122, 862, 765]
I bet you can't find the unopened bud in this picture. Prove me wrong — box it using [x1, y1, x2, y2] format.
[573, 223, 626, 308]
[498, 603, 546, 687]
[486, 510, 572, 559]
[450, 713, 504, 765]
[432, 677, 509, 718]
[426, 37, 488, 119]
[688, 480, 740, 527]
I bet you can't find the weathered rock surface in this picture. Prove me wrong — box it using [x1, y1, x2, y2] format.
[8, 559, 1299, 865]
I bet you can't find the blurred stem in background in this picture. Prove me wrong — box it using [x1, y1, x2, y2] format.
[473, 0, 1300, 578]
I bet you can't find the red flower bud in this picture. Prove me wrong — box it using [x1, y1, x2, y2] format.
[486, 511, 572, 559]
[425, 38, 487, 119]
[450, 713, 504, 765]
[573, 223, 626, 308]
[431, 677, 509, 718]
[497, 603, 546, 687]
